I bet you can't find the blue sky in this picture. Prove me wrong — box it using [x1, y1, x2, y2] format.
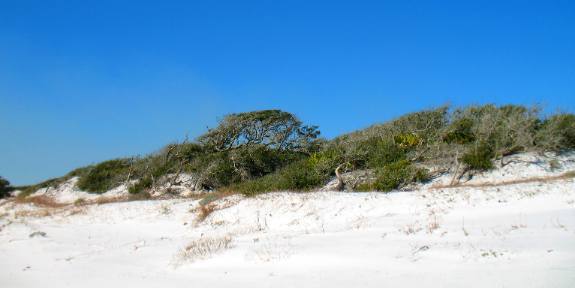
[1, 0, 574, 185]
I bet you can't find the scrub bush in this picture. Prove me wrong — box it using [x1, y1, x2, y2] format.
[77, 159, 133, 193]
[461, 142, 495, 171]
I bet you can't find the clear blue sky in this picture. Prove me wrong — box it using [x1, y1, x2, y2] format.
[1, 0, 574, 185]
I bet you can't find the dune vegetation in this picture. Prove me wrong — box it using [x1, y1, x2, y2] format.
[8, 104, 575, 199]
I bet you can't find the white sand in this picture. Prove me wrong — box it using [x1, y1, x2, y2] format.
[1, 152, 574, 287]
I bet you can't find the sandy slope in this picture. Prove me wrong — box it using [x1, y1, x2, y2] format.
[1, 153, 575, 287]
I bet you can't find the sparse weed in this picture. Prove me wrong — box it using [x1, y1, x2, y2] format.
[196, 204, 216, 223]
[173, 235, 232, 265]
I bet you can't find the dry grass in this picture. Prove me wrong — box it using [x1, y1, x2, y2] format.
[427, 215, 440, 233]
[196, 204, 216, 223]
[14, 208, 54, 218]
[431, 170, 575, 190]
[172, 235, 233, 266]
[401, 223, 422, 235]
[14, 195, 66, 208]
[13, 201, 91, 219]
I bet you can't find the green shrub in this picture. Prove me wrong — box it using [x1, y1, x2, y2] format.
[461, 142, 495, 171]
[188, 145, 306, 190]
[229, 158, 328, 196]
[450, 105, 540, 157]
[394, 133, 422, 149]
[536, 114, 575, 151]
[357, 160, 429, 192]
[231, 146, 302, 179]
[0, 176, 13, 198]
[443, 118, 475, 144]
[308, 145, 345, 175]
[77, 159, 132, 193]
[189, 152, 239, 189]
[362, 138, 406, 168]
[373, 160, 429, 191]
[128, 176, 153, 194]
[277, 160, 326, 190]
[19, 105, 575, 198]
[174, 142, 205, 161]
[556, 115, 575, 149]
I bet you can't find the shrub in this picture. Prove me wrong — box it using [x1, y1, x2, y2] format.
[189, 152, 239, 189]
[229, 145, 302, 179]
[18, 105, 575, 197]
[331, 107, 448, 171]
[228, 158, 328, 196]
[128, 176, 153, 194]
[394, 133, 422, 149]
[362, 138, 406, 169]
[188, 144, 307, 191]
[536, 114, 575, 151]
[450, 105, 540, 157]
[188, 110, 320, 190]
[336, 107, 448, 146]
[357, 160, 429, 192]
[373, 160, 429, 191]
[77, 159, 133, 193]
[461, 142, 495, 171]
[0, 176, 13, 198]
[555, 114, 575, 149]
[277, 159, 326, 190]
[308, 145, 345, 176]
[172, 142, 205, 161]
[443, 118, 475, 144]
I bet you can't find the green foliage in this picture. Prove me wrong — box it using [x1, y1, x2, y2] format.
[277, 159, 326, 190]
[554, 114, 575, 148]
[337, 107, 448, 145]
[536, 114, 575, 151]
[357, 160, 430, 192]
[450, 104, 540, 157]
[229, 158, 328, 196]
[183, 110, 322, 190]
[77, 159, 132, 193]
[443, 118, 475, 144]
[186, 144, 309, 190]
[197, 152, 239, 189]
[362, 138, 406, 169]
[197, 109, 321, 153]
[128, 176, 153, 194]
[394, 133, 422, 149]
[308, 146, 345, 176]
[0, 176, 12, 198]
[230, 145, 302, 179]
[19, 105, 575, 197]
[461, 142, 495, 171]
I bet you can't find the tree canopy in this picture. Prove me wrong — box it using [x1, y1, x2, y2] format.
[197, 110, 321, 153]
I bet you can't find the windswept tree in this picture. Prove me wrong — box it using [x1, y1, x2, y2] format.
[192, 110, 322, 189]
[197, 110, 321, 153]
